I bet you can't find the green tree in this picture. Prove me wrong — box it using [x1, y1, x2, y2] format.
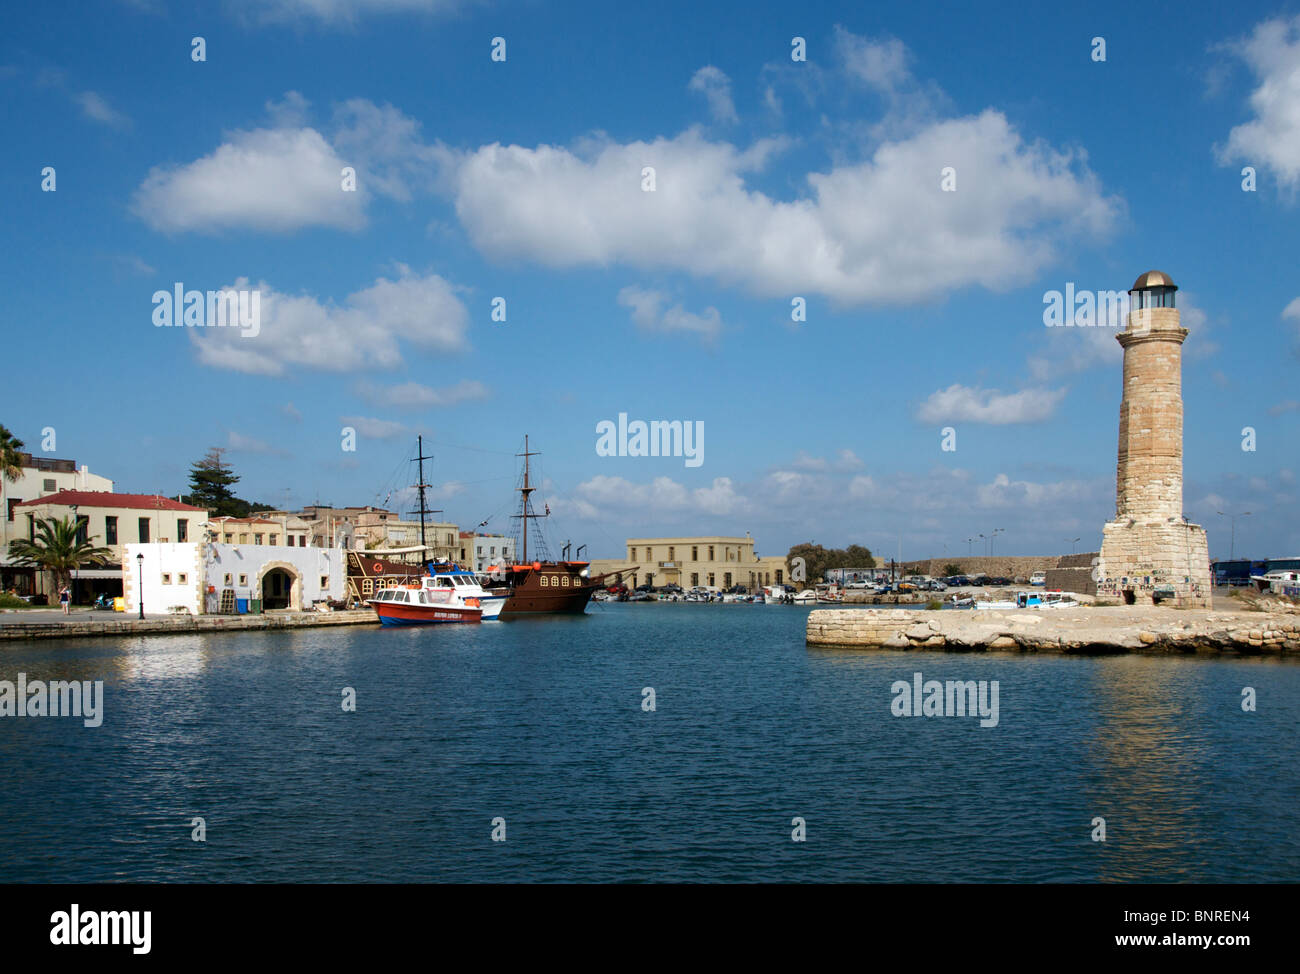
[182, 448, 275, 517]
[0, 425, 24, 483]
[7, 516, 112, 595]
[844, 544, 875, 568]
[942, 563, 962, 577]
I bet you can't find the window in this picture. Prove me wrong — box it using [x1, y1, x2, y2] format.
[6, 499, 19, 522]
[708, 573, 715, 587]
[255, 534, 263, 545]
[541, 575, 550, 586]
[724, 573, 732, 588]
[490, 546, 496, 555]
[668, 546, 675, 561]
[691, 573, 699, 587]
[238, 574, 248, 586]
[708, 546, 714, 561]
[239, 533, 249, 544]
[691, 546, 698, 560]
[43, 478, 56, 493]
[74, 515, 89, 546]
[562, 575, 570, 587]
[138, 518, 150, 543]
[224, 534, 233, 543]
[104, 516, 117, 545]
[270, 536, 278, 545]
[161, 573, 171, 585]
[177, 519, 188, 542]
[223, 573, 233, 586]
[177, 573, 187, 585]
[776, 570, 783, 584]
[320, 576, 329, 589]
[362, 578, 374, 595]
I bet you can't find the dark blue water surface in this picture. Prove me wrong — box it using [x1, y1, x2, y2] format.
[2, 603, 1297, 883]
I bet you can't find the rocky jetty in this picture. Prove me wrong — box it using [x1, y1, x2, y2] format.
[806, 605, 1300, 656]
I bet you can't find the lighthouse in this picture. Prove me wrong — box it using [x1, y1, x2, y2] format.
[1094, 271, 1212, 607]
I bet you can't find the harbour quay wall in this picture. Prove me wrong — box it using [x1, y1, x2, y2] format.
[895, 555, 1074, 579]
[0, 610, 376, 642]
[805, 607, 1300, 656]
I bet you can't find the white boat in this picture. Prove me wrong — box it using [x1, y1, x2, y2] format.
[976, 590, 1078, 610]
[421, 564, 507, 619]
[763, 585, 787, 605]
[792, 589, 817, 604]
[1251, 570, 1300, 596]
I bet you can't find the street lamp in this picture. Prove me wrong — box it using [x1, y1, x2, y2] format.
[1067, 537, 1080, 554]
[1215, 511, 1251, 561]
[136, 552, 144, 619]
[989, 528, 1004, 557]
[965, 537, 975, 556]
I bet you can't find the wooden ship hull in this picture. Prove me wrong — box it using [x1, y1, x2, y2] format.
[498, 562, 602, 616]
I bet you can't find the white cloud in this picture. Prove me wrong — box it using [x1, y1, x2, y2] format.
[190, 268, 469, 375]
[75, 91, 128, 127]
[573, 474, 750, 517]
[1218, 15, 1300, 193]
[339, 416, 409, 440]
[282, 402, 303, 422]
[688, 66, 738, 124]
[916, 384, 1066, 425]
[354, 379, 489, 409]
[133, 126, 363, 233]
[836, 449, 864, 470]
[835, 29, 910, 93]
[617, 286, 722, 341]
[226, 431, 288, 456]
[232, 0, 472, 25]
[448, 111, 1118, 306]
[975, 472, 1096, 509]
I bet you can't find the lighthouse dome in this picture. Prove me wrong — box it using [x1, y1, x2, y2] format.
[1129, 270, 1177, 309]
[1130, 270, 1177, 292]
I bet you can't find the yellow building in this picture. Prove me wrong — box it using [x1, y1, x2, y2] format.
[589, 536, 789, 591]
[209, 515, 313, 548]
[13, 489, 209, 599]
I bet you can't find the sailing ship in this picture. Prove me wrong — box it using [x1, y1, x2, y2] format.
[494, 436, 607, 617]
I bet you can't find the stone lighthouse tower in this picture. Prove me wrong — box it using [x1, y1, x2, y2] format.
[1095, 271, 1211, 607]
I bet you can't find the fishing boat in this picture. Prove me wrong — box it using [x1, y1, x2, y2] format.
[360, 436, 507, 625]
[367, 577, 483, 625]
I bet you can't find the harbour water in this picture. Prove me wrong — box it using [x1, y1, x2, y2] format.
[2, 603, 1297, 883]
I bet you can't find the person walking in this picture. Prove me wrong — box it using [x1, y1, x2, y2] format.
[59, 584, 71, 615]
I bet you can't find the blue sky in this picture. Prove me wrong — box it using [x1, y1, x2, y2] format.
[2, 0, 1297, 561]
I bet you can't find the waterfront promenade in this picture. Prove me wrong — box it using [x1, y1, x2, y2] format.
[0, 607, 375, 641]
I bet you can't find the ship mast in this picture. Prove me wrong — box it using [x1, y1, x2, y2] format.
[512, 434, 546, 563]
[412, 435, 441, 561]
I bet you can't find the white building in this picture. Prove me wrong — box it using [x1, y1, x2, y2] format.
[124, 542, 346, 615]
[472, 534, 515, 571]
[0, 453, 113, 595]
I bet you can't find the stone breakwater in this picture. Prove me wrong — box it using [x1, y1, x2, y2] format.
[0, 610, 376, 642]
[806, 607, 1300, 656]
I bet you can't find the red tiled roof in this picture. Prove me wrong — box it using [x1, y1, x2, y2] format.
[16, 490, 207, 512]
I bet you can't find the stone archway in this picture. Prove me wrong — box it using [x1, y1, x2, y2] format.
[257, 561, 302, 611]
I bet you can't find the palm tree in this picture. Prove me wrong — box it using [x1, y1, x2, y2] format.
[0, 424, 24, 483]
[7, 516, 112, 596]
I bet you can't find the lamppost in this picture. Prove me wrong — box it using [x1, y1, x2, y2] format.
[136, 552, 144, 619]
[1067, 537, 1080, 554]
[989, 528, 1004, 557]
[965, 537, 975, 556]
[1215, 511, 1251, 561]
